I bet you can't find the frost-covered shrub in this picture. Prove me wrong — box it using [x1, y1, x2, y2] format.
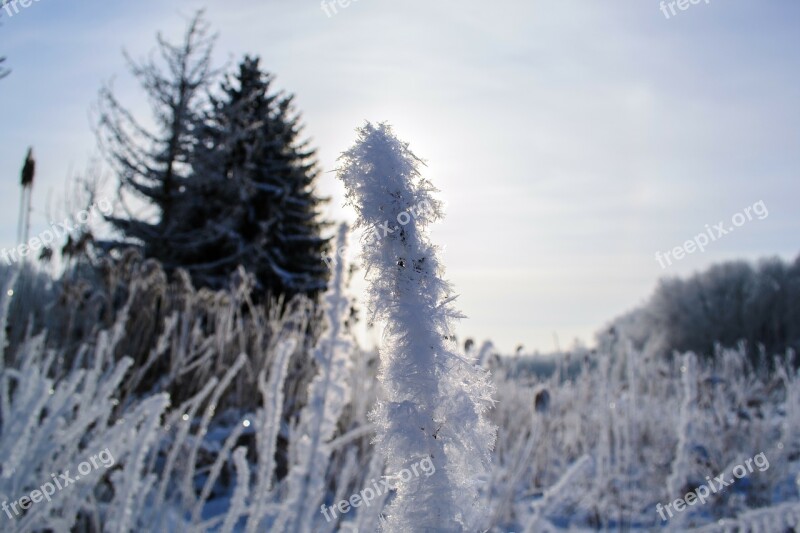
[0, 241, 378, 532]
[0, 270, 171, 531]
[484, 343, 800, 532]
[4, 252, 318, 413]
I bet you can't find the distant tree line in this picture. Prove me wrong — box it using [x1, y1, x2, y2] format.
[608, 255, 800, 366]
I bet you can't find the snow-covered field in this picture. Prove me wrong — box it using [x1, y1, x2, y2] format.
[1, 248, 799, 532]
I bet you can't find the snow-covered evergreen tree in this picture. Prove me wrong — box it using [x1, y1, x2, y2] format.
[185, 56, 329, 296]
[98, 11, 217, 261]
[336, 122, 497, 532]
[99, 15, 329, 298]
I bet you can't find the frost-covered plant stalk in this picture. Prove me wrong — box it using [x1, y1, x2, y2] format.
[277, 224, 353, 532]
[337, 122, 497, 532]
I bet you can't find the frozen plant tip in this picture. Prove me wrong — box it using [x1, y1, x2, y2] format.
[336, 122, 497, 532]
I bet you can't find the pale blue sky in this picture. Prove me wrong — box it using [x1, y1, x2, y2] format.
[1, 0, 798, 353]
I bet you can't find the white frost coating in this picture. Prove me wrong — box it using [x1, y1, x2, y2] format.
[277, 224, 353, 532]
[523, 454, 593, 533]
[220, 446, 250, 533]
[667, 351, 702, 528]
[336, 121, 497, 532]
[245, 337, 297, 533]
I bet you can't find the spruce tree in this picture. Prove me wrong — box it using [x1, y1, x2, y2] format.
[97, 11, 217, 264]
[177, 56, 329, 297]
[98, 13, 328, 299]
